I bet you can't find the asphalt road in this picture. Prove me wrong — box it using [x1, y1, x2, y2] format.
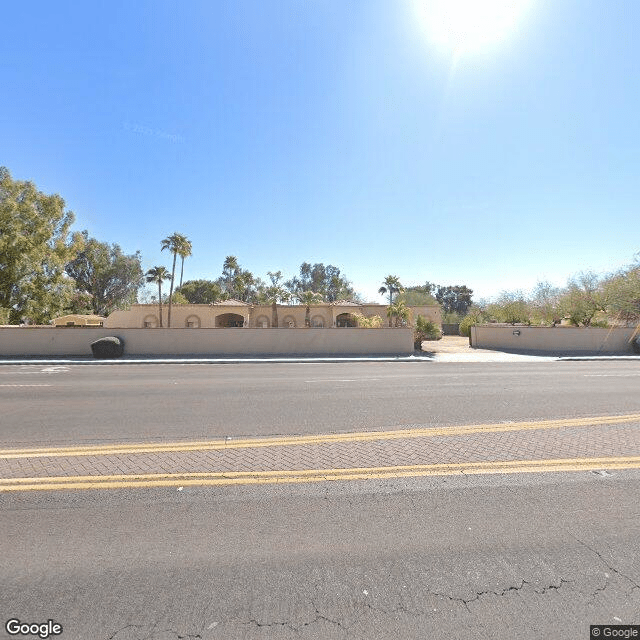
[2, 471, 639, 640]
[1, 360, 639, 640]
[1, 360, 639, 446]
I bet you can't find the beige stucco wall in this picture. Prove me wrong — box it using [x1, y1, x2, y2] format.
[470, 325, 639, 354]
[0, 327, 414, 357]
[105, 303, 441, 329]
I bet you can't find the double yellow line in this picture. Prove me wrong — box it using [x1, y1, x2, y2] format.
[1, 413, 640, 492]
[2, 412, 640, 459]
[1, 457, 639, 492]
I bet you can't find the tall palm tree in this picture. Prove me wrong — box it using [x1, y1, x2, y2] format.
[298, 290, 324, 327]
[222, 256, 239, 295]
[378, 275, 404, 306]
[177, 236, 192, 289]
[145, 266, 171, 328]
[264, 271, 290, 328]
[161, 233, 186, 328]
[379, 276, 404, 326]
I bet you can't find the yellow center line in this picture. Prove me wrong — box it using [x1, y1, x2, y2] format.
[1, 456, 639, 492]
[1, 413, 640, 459]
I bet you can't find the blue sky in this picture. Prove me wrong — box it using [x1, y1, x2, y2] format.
[2, 0, 638, 303]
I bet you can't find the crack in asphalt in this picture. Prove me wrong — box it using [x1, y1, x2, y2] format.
[108, 624, 202, 639]
[236, 578, 575, 635]
[570, 534, 640, 594]
[430, 578, 572, 613]
[589, 578, 611, 604]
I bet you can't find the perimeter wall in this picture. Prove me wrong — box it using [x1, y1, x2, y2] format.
[0, 327, 414, 357]
[470, 325, 638, 354]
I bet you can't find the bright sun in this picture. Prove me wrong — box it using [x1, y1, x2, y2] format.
[417, 0, 529, 54]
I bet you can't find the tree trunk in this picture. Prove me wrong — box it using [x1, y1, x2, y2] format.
[167, 252, 177, 328]
[305, 306, 310, 327]
[179, 258, 184, 289]
[272, 301, 278, 328]
[158, 283, 163, 328]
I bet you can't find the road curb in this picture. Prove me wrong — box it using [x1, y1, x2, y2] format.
[0, 356, 435, 365]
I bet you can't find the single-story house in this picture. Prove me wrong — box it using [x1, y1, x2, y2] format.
[104, 301, 441, 329]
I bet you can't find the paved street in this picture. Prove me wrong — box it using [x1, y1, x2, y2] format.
[1, 360, 639, 639]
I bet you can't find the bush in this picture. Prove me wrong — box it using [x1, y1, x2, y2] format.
[91, 336, 124, 358]
[414, 315, 441, 349]
[353, 313, 383, 328]
[459, 314, 475, 337]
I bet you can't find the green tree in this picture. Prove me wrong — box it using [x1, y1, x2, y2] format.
[379, 275, 404, 308]
[387, 299, 410, 327]
[177, 236, 193, 289]
[459, 306, 488, 337]
[487, 291, 530, 325]
[0, 166, 80, 324]
[222, 255, 240, 293]
[602, 262, 640, 326]
[177, 279, 222, 304]
[292, 262, 358, 302]
[529, 281, 562, 326]
[297, 290, 324, 327]
[145, 266, 171, 327]
[399, 285, 438, 306]
[435, 285, 474, 316]
[65, 231, 144, 316]
[161, 232, 188, 327]
[558, 272, 606, 326]
[262, 271, 290, 328]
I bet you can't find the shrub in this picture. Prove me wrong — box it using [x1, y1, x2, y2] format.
[414, 315, 441, 349]
[459, 306, 489, 337]
[353, 313, 383, 328]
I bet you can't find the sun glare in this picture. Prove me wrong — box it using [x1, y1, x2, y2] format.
[417, 0, 529, 54]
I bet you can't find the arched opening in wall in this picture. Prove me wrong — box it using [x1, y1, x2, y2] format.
[216, 313, 245, 328]
[143, 314, 159, 328]
[185, 315, 201, 328]
[282, 315, 296, 328]
[255, 315, 270, 328]
[311, 315, 325, 328]
[336, 313, 358, 328]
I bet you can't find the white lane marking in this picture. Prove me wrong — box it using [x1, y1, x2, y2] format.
[584, 374, 640, 377]
[0, 384, 52, 387]
[305, 378, 383, 383]
[40, 366, 69, 374]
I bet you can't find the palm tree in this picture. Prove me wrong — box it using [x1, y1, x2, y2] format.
[298, 290, 324, 327]
[264, 271, 290, 328]
[379, 275, 404, 305]
[222, 256, 239, 295]
[145, 266, 171, 327]
[387, 300, 410, 328]
[161, 233, 187, 328]
[379, 276, 404, 326]
[177, 236, 192, 289]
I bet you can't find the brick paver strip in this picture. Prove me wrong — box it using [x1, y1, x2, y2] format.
[0, 421, 638, 480]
